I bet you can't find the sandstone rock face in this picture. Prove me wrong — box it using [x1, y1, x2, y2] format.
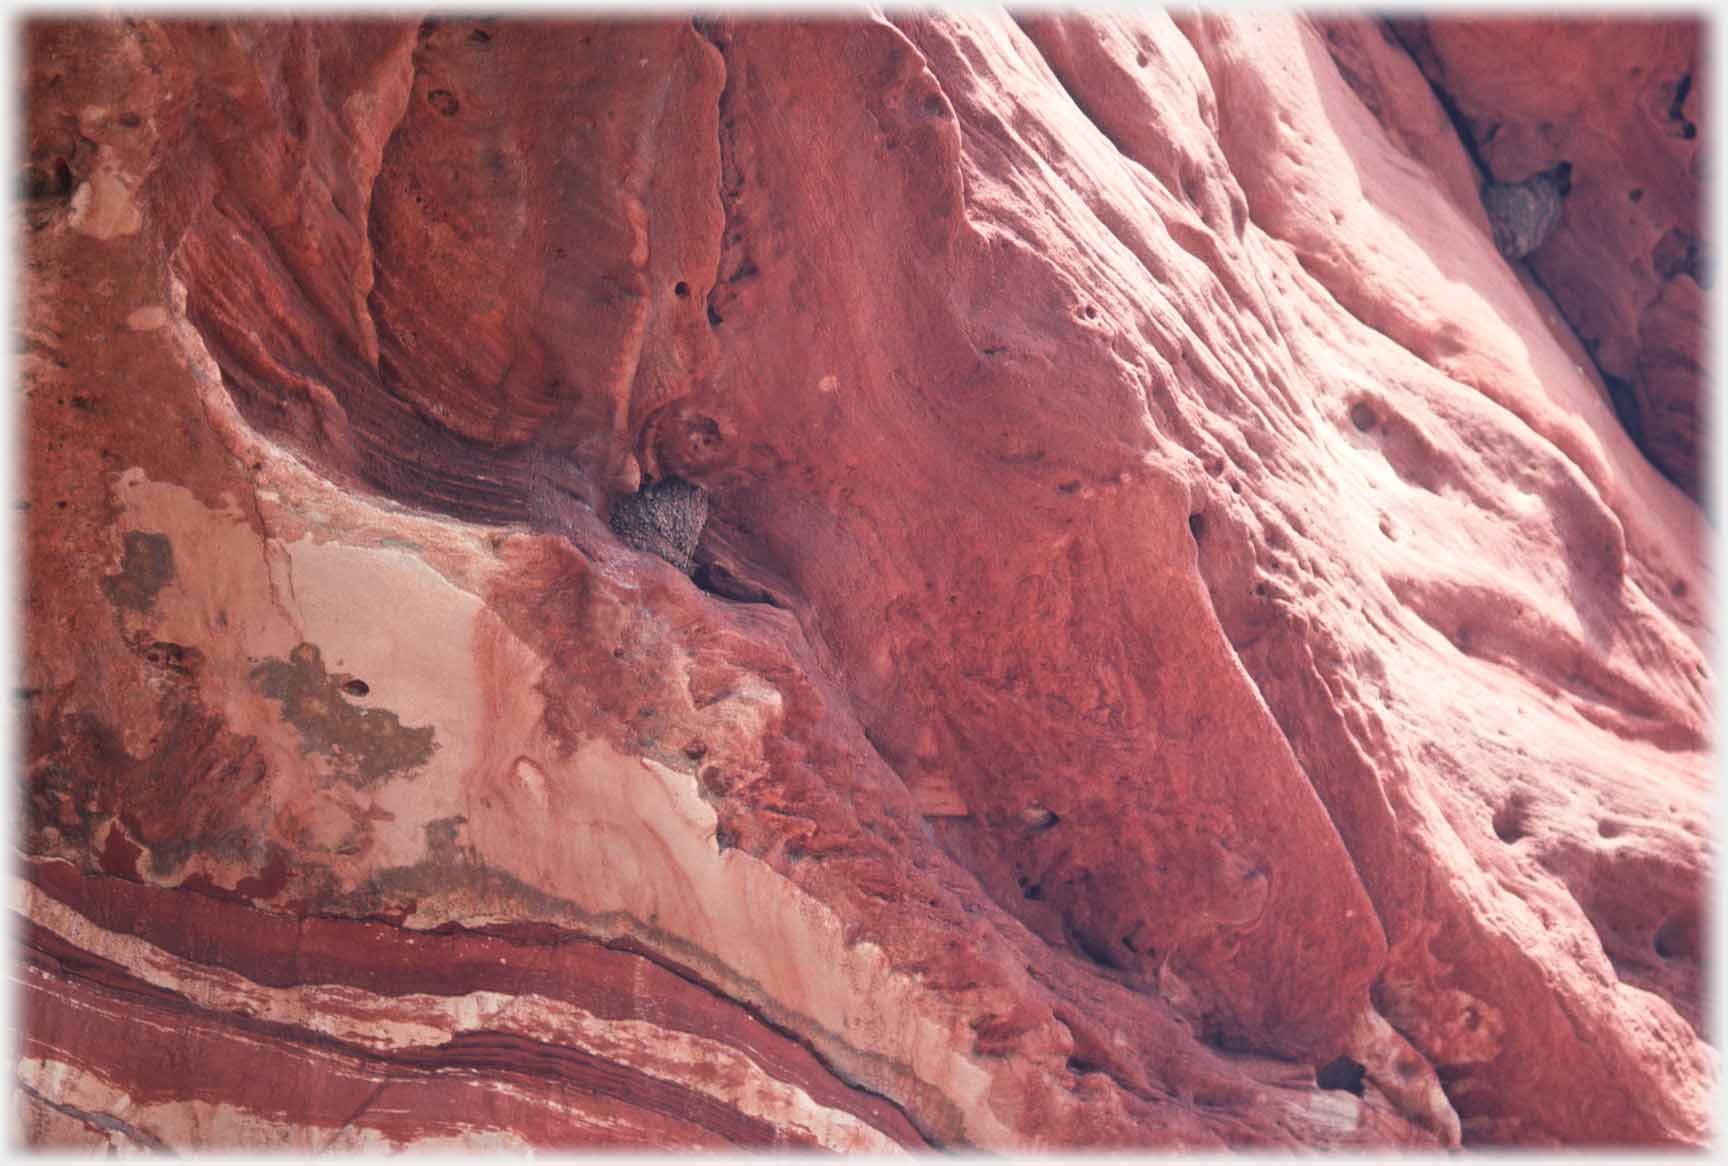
[1393, 16, 1707, 496]
[16, 12, 1710, 1151]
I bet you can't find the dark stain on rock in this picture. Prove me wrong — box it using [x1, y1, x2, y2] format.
[101, 531, 175, 613]
[139, 639, 200, 677]
[22, 155, 73, 201]
[99, 820, 145, 880]
[232, 848, 292, 901]
[250, 643, 436, 789]
[424, 814, 470, 863]
[1651, 227, 1703, 284]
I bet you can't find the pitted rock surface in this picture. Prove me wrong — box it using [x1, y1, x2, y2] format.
[17, 11, 1709, 1153]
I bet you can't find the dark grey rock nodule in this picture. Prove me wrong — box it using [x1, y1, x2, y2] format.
[1483, 163, 1571, 261]
[608, 476, 709, 575]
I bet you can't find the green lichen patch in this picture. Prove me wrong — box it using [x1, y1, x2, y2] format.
[250, 642, 436, 789]
[100, 530, 175, 612]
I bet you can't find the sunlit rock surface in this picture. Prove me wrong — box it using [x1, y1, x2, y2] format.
[1391, 16, 1707, 497]
[16, 12, 1710, 1150]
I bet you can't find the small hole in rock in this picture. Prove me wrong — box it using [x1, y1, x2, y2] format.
[1492, 796, 1530, 843]
[1022, 882, 1043, 901]
[1671, 579, 1688, 599]
[1316, 1056, 1367, 1095]
[1597, 819, 1624, 839]
[427, 89, 460, 116]
[1628, 188, 1644, 203]
[1067, 1056, 1103, 1075]
[1022, 806, 1060, 831]
[1671, 73, 1693, 117]
[692, 562, 781, 607]
[1349, 401, 1378, 432]
[1188, 512, 1207, 540]
[685, 414, 723, 449]
[674, 281, 689, 297]
[1652, 228, 1698, 279]
[143, 642, 190, 671]
[22, 157, 73, 201]
[1653, 909, 1699, 961]
[342, 679, 369, 697]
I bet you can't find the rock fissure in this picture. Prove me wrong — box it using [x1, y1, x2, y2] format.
[1382, 16, 1704, 497]
[16, 1080, 175, 1154]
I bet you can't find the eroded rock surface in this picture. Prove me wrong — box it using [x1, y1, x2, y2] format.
[16, 11, 1711, 1151]
[1392, 16, 1707, 496]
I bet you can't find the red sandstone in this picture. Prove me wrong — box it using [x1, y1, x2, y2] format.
[15, 11, 1710, 1150]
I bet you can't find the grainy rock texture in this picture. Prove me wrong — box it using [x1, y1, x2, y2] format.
[1482, 163, 1571, 261]
[609, 477, 709, 575]
[15, 11, 1711, 1151]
